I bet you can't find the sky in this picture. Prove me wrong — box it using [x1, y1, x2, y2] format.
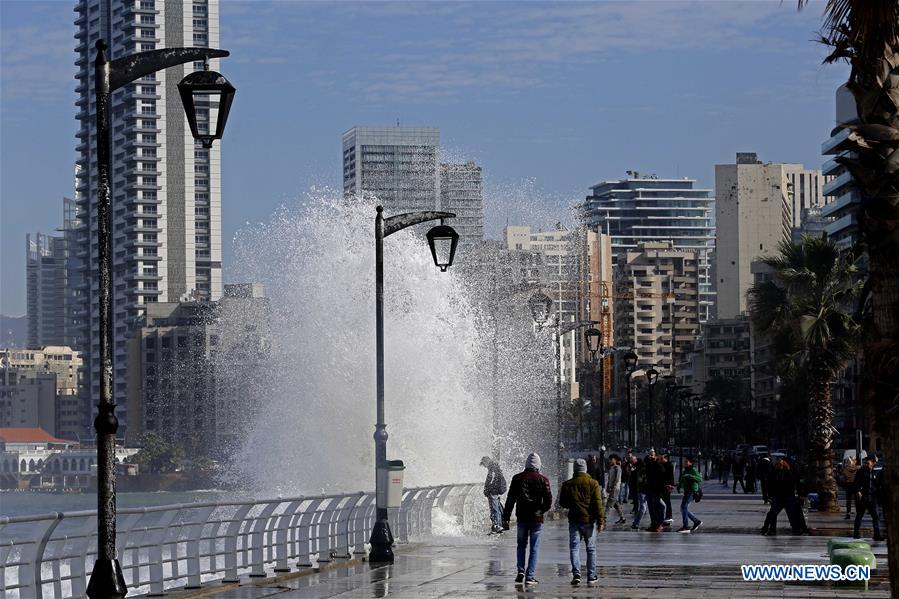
[0, 0, 848, 316]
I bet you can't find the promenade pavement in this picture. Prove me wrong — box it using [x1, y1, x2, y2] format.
[175, 486, 892, 598]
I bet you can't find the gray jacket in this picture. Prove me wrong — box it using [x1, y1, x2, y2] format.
[606, 463, 622, 494]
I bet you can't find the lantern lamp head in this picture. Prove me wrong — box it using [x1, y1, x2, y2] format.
[425, 223, 459, 272]
[177, 66, 236, 149]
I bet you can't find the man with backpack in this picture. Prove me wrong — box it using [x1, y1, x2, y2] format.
[502, 453, 553, 586]
[480, 456, 507, 534]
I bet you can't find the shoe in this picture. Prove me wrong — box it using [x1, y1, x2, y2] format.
[852, 533, 861, 539]
[616, 517, 627, 524]
[587, 576, 598, 584]
[663, 519, 673, 526]
[873, 535, 885, 542]
[691, 521, 702, 532]
[630, 524, 638, 530]
[644, 526, 656, 531]
[677, 527, 691, 533]
[524, 578, 538, 586]
[571, 575, 581, 585]
[515, 573, 524, 583]
[844, 513, 851, 520]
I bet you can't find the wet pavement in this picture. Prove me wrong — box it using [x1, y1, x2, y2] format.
[174, 488, 892, 598]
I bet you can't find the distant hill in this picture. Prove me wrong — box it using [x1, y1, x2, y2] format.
[0, 315, 27, 348]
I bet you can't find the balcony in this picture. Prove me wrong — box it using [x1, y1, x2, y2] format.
[821, 190, 860, 218]
[825, 213, 858, 238]
[821, 128, 852, 155]
[823, 170, 854, 197]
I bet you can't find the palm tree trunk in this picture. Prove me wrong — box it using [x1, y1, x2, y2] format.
[865, 248, 899, 593]
[808, 377, 839, 512]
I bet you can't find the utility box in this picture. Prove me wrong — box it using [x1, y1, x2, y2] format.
[377, 460, 405, 509]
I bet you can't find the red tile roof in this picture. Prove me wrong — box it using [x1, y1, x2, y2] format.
[0, 428, 69, 444]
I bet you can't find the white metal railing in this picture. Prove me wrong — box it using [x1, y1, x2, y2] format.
[0, 483, 480, 599]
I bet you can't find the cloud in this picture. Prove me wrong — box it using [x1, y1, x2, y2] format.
[220, 1, 830, 102]
[0, 23, 76, 106]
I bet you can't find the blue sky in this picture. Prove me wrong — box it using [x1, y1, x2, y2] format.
[0, 0, 848, 316]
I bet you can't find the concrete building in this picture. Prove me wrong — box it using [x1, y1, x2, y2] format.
[784, 166, 826, 230]
[613, 241, 703, 375]
[26, 233, 67, 347]
[714, 153, 794, 318]
[0, 369, 57, 435]
[0, 347, 84, 439]
[583, 174, 716, 321]
[126, 284, 271, 454]
[821, 85, 862, 248]
[342, 126, 440, 213]
[71, 0, 224, 438]
[439, 161, 484, 245]
[748, 260, 779, 418]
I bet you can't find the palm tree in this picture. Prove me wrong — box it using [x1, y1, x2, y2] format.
[801, 0, 899, 585]
[748, 236, 861, 512]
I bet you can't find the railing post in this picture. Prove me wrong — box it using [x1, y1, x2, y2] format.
[222, 504, 253, 583]
[350, 494, 374, 555]
[248, 503, 278, 577]
[32, 514, 63, 599]
[292, 498, 324, 568]
[145, 509, 179, 596]
[273, 501, 302, 572]
[182, 506, 215, 589]
[334, 494, 362, 559]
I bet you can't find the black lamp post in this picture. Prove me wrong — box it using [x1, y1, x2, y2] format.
[583, 328, 602, 448]
[646, 366, 659, 450]
[88, 39, 233, 599]
[370, 207, 457, 564]
[622, 351, 638, 449]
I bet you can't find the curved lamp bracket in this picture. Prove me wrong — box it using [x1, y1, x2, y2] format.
[99, 39, 229, 91]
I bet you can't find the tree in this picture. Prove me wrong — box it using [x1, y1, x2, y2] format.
[748, 236, 861, 512]
[129, 432, 185, 474]
[801, 0, 899, 586]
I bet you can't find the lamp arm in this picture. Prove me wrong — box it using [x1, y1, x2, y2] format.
[558, 320, 601, 336]
[384, 211, 456, 237]
[107, 45, 229, 91]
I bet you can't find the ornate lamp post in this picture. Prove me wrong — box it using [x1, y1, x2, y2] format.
[88, 40, 234, 599]
[622, 351, 638, 448]
[646, 366, 659, 450]
[370, 207, 457, 564]
[583, 328, 602, 448]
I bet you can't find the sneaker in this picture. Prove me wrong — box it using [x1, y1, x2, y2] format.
[616, 517, 627, 525]
[677, 527, 691, 533]
[630, 524, 638, 530]
[691, 521, 702, 532]
[844, 513, 851, 520]
[515, 573, 524, 583]
[571, 575, 581, 585]
[587, 575, 598, 584]
[525, 578, 538, 586]
[663, 519, 673, 526]
[874, 535, 885, 542]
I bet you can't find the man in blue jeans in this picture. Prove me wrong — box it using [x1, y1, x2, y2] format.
[502, 453, 552, 586]
[480, 456, 507, 533]
[559, 458, 604, 585]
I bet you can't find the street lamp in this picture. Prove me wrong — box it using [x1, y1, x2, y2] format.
[622, 351, 638, 449]
[88, 39, 233, 599]
[646, 366, 659, 450]
[584, 328, 601, 360]
[370, 206, 457, 564]
[177, 66, 236, 149]
[583, 328, 601, 448]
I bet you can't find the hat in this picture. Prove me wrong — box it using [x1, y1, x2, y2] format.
[574, 458, 587, 473]
[525, 452, 542, 471]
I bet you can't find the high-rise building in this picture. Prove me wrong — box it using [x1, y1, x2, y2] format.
[26, 233, 67, 347]
[342, 126, 440, 213]
[784, 166, 826, 230]
[125, 284, 270, 453]
[439, 161, 484, 245]
[72, 0, 223, 437]
[821, 85, 862, 248]
[583, 174, 716, 322]
[714, 153, 794, 319]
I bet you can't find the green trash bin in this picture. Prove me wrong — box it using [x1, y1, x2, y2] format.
[830, 548, 876, 590]
[828, 539, 872, 555]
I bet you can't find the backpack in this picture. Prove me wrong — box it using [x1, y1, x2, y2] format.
[496, 470, 508, 495]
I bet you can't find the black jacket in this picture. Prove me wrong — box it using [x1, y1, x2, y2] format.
[767, 468, 796, 499]
[644, 459, 666, 495]
[663, 461, 675, 487]
[483, 462, 507, 496]
[503, 468, 553, 524]
[855, 467, 881, 501]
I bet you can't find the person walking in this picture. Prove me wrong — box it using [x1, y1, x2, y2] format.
[586, 453, 603, 488]
[605, 454, 626, 524]
[761, 458, 797, 536]
[480, 456, 508, 534]
[502, 453, 552, 585]
[661, 452, 675, 525]
[840, 456, 859, 520]
[621, 451, 633, 510]
[721, 453, 731, 486]
[732, 452, 746, 494]
[853, 456, 884, 541]
[757, 456, 772, 504]
[629, 456, 647, 530]
[745, 456, 757, 494]
[643, 450, 666, 532]
[559, 459, 604, 585]
[676, 456, 703, 533]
